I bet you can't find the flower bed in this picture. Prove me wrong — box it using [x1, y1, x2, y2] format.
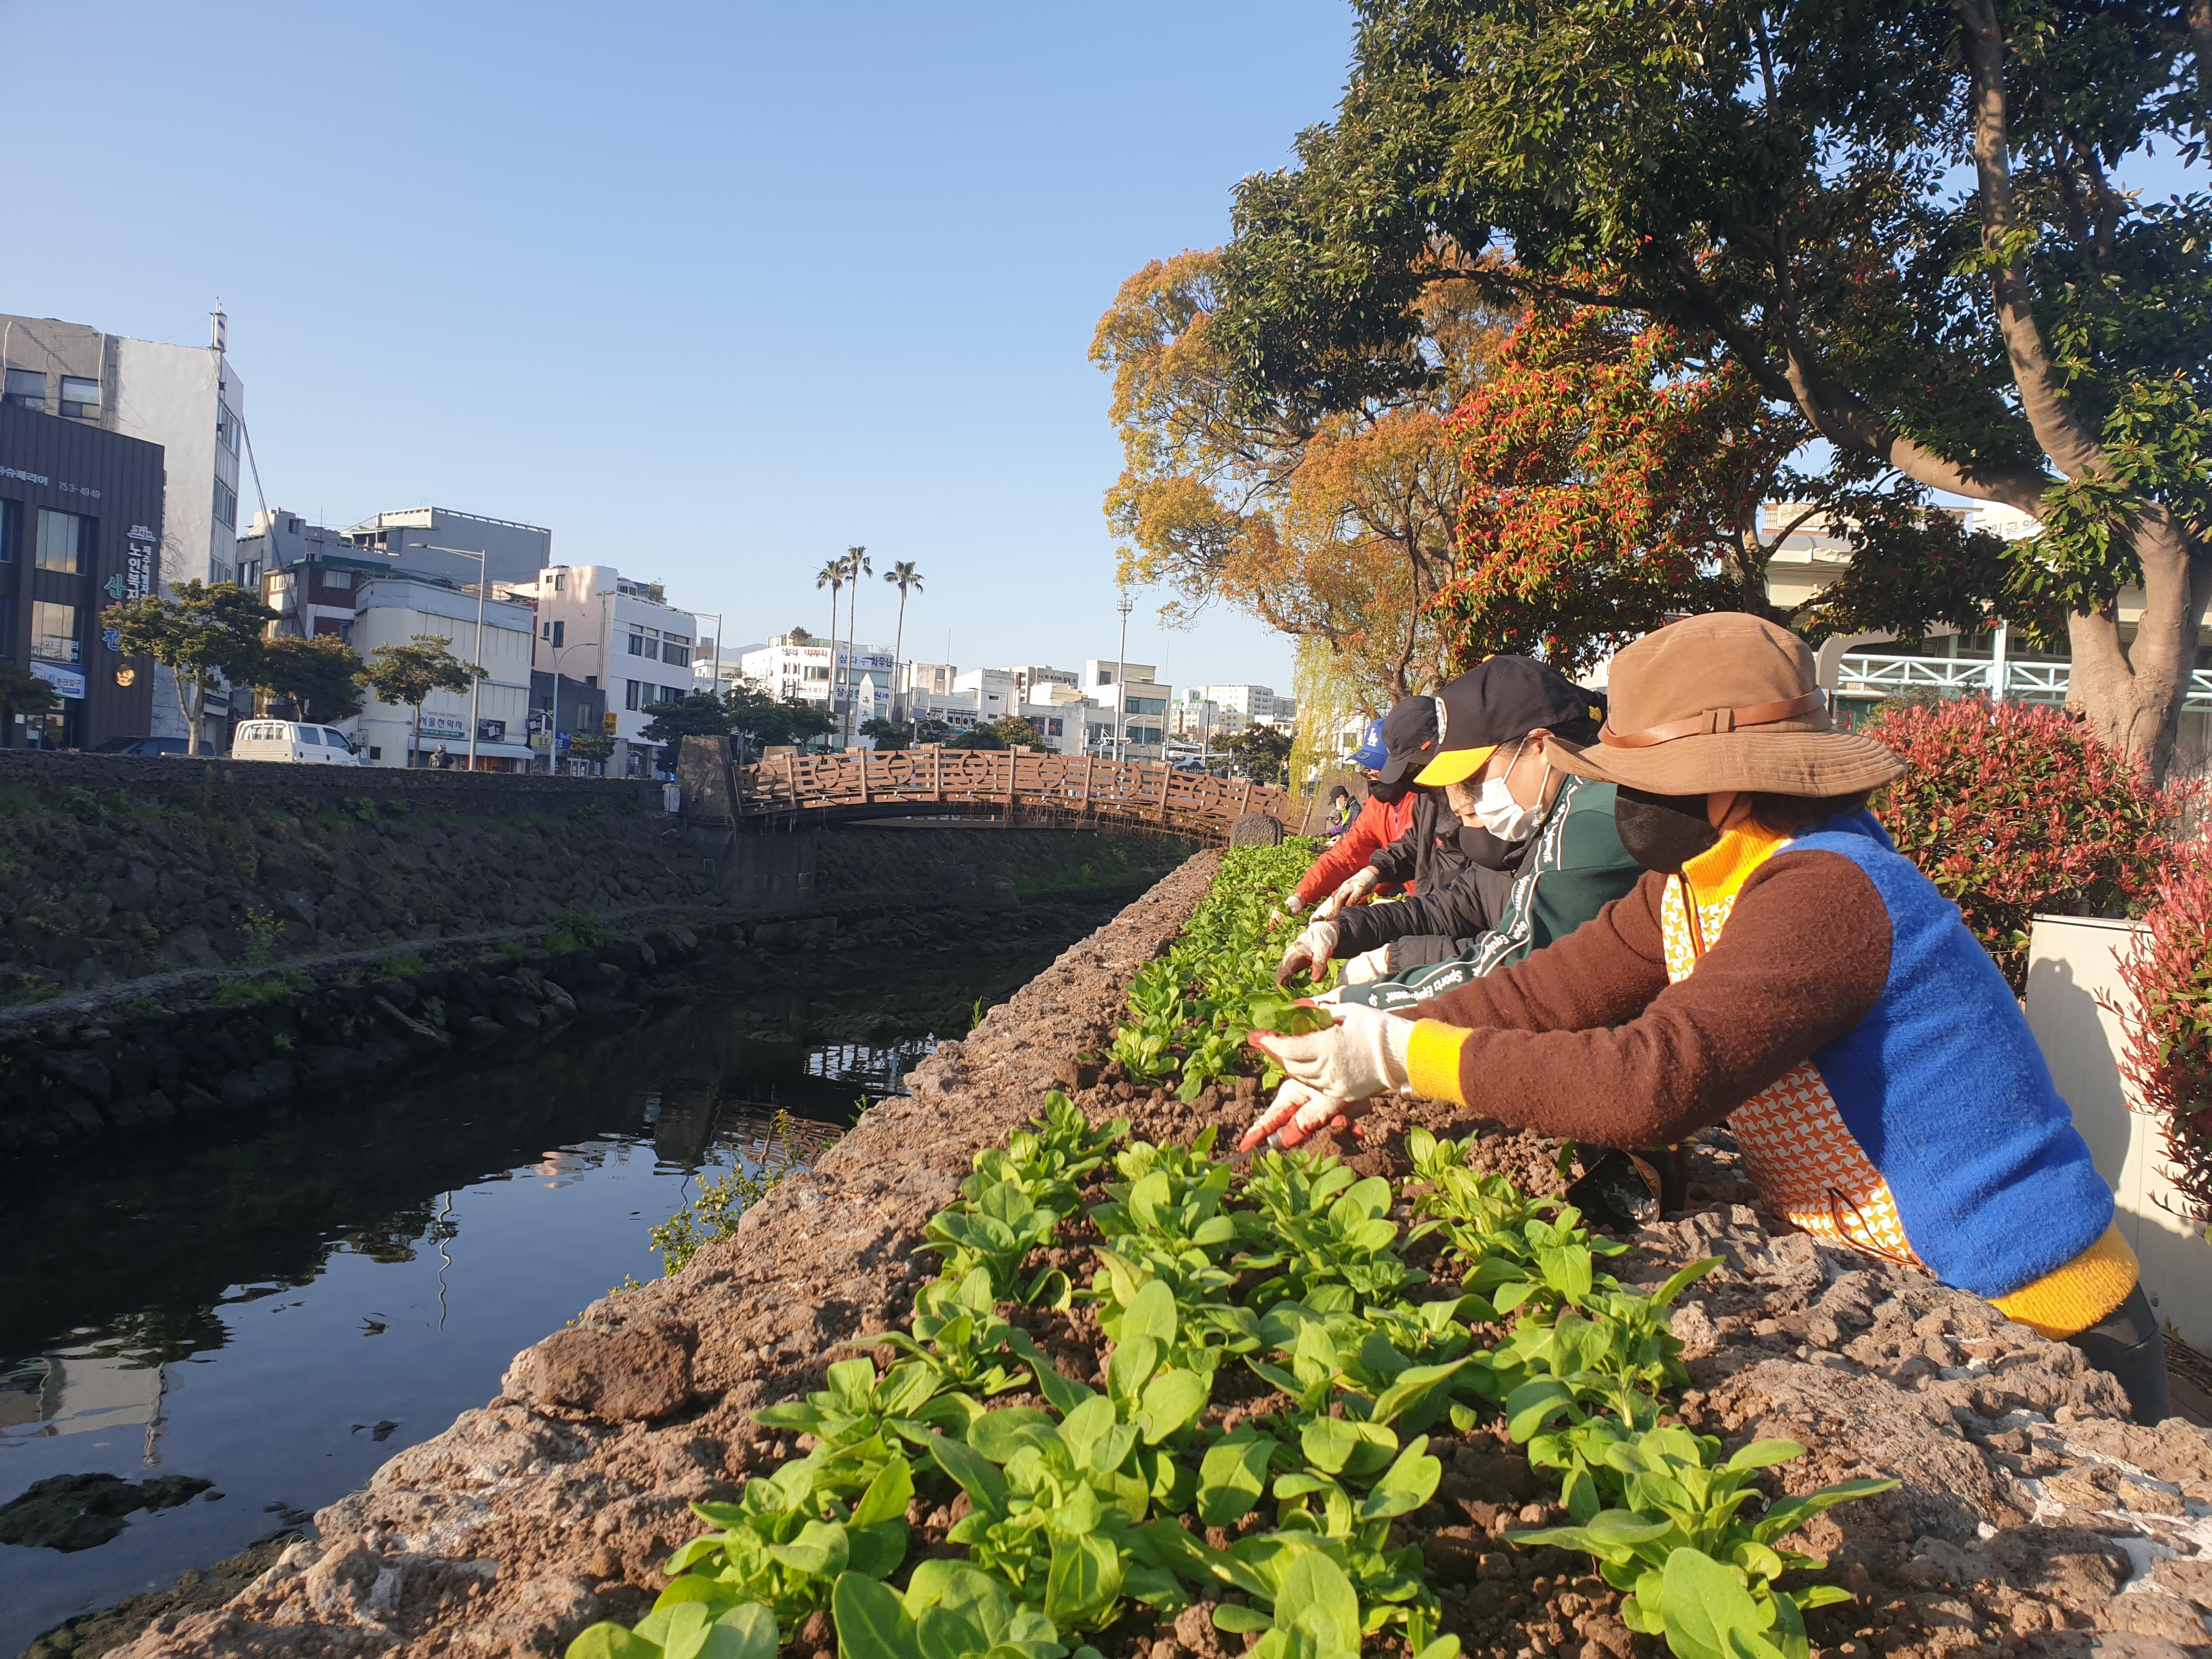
[565, 851, 1894, 1659]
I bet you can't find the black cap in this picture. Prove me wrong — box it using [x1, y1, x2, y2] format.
[1374, 695, 1440, 788]
[1418, 659, 1605, 786]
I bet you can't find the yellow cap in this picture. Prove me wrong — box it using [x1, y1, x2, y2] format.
[1414, 743, 1497, 788]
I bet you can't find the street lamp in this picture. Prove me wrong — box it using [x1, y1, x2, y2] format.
[412, 543, 490, 771]
[1113, 591, 1134, 765]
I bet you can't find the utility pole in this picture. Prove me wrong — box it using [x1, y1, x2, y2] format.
[1113, 592, 1133, 764]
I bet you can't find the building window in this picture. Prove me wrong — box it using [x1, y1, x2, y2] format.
[59, 376, 101, 419]
[1127, 696, 1166, 716]
[662, 639, 691, 668]
[3, 369, 44, 410]
[217, 403, 240, 455]
[627, 679, 645, 711]
[324, 570, 352, 590]
[625, 626, 651, 657]
[804, 664, 830, 681]
[35, 508, 88, 573]
[551, 619, 565, 647]
[212, 478, 237, 529]
[0, 499, 18, 563]
[31, 601, 78, 663]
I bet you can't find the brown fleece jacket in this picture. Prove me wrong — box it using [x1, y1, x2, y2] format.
[1407, 850, 1893, 1143]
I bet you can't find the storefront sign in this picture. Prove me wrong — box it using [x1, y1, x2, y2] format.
[476, 719, 506, 742]
[29, 662, 86, 701]
[124, 526, 155, 601]
[419, 713, 467, 738]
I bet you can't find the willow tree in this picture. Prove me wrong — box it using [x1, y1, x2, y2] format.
[1215, 0, 2212, 775]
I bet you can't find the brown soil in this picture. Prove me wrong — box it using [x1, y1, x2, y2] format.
[98, 852, 2212, 1659]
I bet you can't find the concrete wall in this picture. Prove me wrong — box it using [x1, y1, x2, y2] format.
[2023, 913, 2212, 1351]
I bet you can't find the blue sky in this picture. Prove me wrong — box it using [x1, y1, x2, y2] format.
[5, 1, 1355, 689]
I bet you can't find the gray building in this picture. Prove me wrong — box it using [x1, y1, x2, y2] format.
[346, 506, 550, 589]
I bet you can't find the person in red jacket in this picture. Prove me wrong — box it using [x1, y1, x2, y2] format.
[1278, 710, 1427, 919]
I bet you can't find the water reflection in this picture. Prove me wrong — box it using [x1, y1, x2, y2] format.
[0, 929, 1090, 1654]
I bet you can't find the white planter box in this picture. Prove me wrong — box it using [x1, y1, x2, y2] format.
[2024, 913, 2212, 1351]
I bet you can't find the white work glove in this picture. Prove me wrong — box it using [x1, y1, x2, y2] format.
[1246, 1002, 1412, 1104]
[1342, 943, 1396, 985]
[1238, 1077, 1377, 1152]
[1267, 891, 1310, 928]
[1313, 866, 1381, 921]
[1274, 919, 1340, 986]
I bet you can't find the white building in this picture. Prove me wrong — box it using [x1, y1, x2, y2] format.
[342, 506, 551, 591]
[1081, 659, 1173, 760]
[1007, 663, 1080, 703]
[1194, 683, 1297, 731]
[514, 565, 702, 775]
[738, 634, 895, 739]
[347, 572, 536, 770]
[2, 307, 249, 744]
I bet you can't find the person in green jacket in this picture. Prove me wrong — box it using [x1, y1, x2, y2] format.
[1276, 657, 1640, 1001]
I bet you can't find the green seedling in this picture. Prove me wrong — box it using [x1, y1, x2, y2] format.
[827, 1562, 1105, 1659]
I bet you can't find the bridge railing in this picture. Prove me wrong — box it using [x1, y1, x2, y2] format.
[698, 743, 1288, 836]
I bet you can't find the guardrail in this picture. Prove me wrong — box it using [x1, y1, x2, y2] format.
[679, 740, 1290, 839]
[1836, 653, 2212, 712]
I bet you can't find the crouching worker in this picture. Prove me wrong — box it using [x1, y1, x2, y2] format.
[1272, 707, 1429, 926]
[1277, 657, 1640, 998]
[1243, 613, 2168, 1424]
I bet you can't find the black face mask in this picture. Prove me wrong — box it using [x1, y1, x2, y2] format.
[1613, 787, 1721, 873]
[1369, 775, 1414, 804]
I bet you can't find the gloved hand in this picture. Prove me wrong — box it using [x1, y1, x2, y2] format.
[1247, 1002, 1412, 1102]
[1342, 943, 1396, 985]
[1312, 866, 1381, 921]
[1274, 919, 1340, 986]
[1239, 1077, 1377, 1152]
[1266, 891, 1310, 928]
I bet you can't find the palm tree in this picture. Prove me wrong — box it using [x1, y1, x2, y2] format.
[841, 545, 872, 743]
[883, 561, 925, 724]
[815, 558, 844, 744]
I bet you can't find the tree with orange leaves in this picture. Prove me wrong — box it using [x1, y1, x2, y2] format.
[1092, 250, 1503, 702]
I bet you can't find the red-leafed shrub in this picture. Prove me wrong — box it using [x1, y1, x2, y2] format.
[2112, 836, 2212, 1227]
[1865, 697, 2182, 991]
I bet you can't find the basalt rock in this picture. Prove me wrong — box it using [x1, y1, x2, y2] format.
[506, 1318, 700, 1425]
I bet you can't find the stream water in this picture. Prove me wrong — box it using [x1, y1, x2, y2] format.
[0, 917, 1103, 1654]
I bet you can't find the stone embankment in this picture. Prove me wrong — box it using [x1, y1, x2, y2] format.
[98, 856, 2212, 1659]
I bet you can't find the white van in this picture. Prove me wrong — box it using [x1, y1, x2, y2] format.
[231, 720, 363, 765]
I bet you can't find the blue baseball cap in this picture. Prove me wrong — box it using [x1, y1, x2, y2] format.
[1350, 718, 1387, 771]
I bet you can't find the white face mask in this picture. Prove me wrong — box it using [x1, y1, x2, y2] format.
[1472, 740, 1550, 843]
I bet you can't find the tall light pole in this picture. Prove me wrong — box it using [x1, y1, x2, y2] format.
[1113, 591, 1134, 764]
[414, 543, 490, 770]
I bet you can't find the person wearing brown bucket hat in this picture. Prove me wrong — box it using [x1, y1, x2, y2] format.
[1244, 612, 2168, 1423]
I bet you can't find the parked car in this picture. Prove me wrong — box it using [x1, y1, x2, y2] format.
[230, 720, 362, 765]
[90, 736, 192, 757]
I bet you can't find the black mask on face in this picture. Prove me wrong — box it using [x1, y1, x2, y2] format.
[1613, 787, 1721, 873]
[1370, 775, 1414, 804]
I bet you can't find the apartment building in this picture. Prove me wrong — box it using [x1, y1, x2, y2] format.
[0, 403, 162, 748]
[345, 506, 551, 590]
[516, 565, 702, 775]
[1194, 683, 1296, 731]
[349, 572, 535, 769]
[740, 634, 896, 732]
[1, 308, 247, 744]
[1080, 659, 1173, 759]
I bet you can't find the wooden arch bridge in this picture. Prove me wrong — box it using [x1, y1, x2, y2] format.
[677, 739, 1292, 840]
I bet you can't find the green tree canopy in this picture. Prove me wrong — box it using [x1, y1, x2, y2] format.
[1214, 0, 2212, 774]
[104, 580, 270, 754]
[639, 691, 739, 745]
[362, 635, 484, 764]
[252, 633, 366, 724]
[1221, 724, 1293, 783]
[0, 660, 61, 727]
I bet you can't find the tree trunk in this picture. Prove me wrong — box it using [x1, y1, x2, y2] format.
[178, 669, 201, 757]
[891, 594, 909, 726]
[2065, 509, 2210, 777]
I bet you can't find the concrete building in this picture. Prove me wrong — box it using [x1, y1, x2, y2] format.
[1007, 663, 1080, 703]
[529, 669, 608, 775]
[1194, 683, 1297, 731]
[514, 565, 702, 775]
[348, 571, 536, 770]
[739, 634, 895, 738]
[345, 506, 551, 590]
[1081, 659, 1173, 760]
[1, 307, 248, 744]
[1754, 500, 2212, 758]
[0, 403, 163, 749]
